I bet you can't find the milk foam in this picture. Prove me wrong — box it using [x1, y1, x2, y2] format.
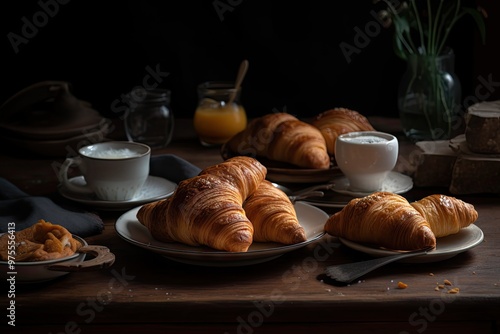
[89, 148, 139, 159]
[344, 135, 388, 144]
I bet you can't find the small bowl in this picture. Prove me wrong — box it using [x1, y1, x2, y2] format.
[0, 235, 115, 283]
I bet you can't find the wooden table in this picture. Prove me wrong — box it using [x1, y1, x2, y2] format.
[1, 119, 499, 334]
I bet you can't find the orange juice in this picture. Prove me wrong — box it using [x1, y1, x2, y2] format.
[194, 102, 247, 146]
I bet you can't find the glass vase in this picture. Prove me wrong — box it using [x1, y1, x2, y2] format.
[398, 50, 462, 142]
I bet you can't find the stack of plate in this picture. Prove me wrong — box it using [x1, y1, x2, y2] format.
[0, 81, 111, 157]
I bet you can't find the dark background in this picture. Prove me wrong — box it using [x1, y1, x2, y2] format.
[0, 0, 498, 121]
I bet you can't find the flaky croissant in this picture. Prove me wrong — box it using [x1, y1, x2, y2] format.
[325, 192, 479, 251]
[226, 112, 330, 169]
[324, 192, 436, 251]
[311, 108, 375, 155]
[137, 156, 267, 252]
[410, 194, 478, 238]
[243, 180, 306, 244]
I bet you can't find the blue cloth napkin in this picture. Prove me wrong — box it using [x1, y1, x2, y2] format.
[0, 177, 104, 237]
[149, 154, 202, 183]
[0, 154, 202, 237]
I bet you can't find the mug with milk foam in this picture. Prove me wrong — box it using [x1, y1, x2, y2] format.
[59, 141, 151, 201]
[335, 131, 398, 192]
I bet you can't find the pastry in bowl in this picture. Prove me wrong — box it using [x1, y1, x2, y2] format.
[0, 220, 115, 283]
[0, 220, 82, 262]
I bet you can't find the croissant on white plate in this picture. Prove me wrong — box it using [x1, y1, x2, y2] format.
[137, 156, 267, 252]
[324, 192, 478, 251]
[410, 194, 478, 238]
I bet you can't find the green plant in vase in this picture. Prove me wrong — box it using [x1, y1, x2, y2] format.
[375, 0, 487, 141]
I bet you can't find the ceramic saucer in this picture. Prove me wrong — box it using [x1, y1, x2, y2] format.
[330, 171, 413, 198]
[58, 176, 176, 210]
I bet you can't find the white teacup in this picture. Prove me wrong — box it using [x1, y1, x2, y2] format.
[59, 141, 151, 201]
[335, 131, 399, 192]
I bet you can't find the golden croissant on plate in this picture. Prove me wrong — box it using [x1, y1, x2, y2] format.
[226, 112, 331, 169]
[311, 108, 375, 155]
[410, 194, 478, 238]
[324, 192, 478, 251]
[137, 156, 267, 252]
[243, 180, 306, 244]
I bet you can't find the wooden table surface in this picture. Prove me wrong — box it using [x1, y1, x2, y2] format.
[1, 118, 499, 334]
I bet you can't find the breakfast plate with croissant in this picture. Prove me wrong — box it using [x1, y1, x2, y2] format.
[116, 201, 327, 266]
[222, 109, 374, 183]
[324, 192, 484, 263]
[115, 156, 329, 266]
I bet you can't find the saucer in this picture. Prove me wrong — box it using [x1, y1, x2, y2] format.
[58, 176, 176, 210]
[330, 171, 413, 198]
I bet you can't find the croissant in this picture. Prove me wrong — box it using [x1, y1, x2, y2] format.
[137, 156, 267, 252]
[410, 194, 478, 238]
[312, 108, 375, 155]
[226, 112, 331, 169]
[324, 192, 436, 251]
[243, 180, 306, 244]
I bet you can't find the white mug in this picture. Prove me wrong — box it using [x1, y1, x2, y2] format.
[335, 131, 399, 192]
[59, 141, 151, 201]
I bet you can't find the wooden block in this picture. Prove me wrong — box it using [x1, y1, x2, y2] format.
[450, 155, 500, 194]
[413, 140, 457, 187]
[465, 100, 500, 154]
[448, 135, 500, 194]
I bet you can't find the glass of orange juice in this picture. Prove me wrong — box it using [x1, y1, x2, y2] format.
[193, 81, 247, 147]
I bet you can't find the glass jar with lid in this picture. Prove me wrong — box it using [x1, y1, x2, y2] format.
[193, 81, 247, 147]
[124, 88, 174, 148]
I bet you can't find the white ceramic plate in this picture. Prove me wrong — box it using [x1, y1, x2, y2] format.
[330, 171, 413, 198]
[59, 175, 176, 210]
[115, 202, 328, 267]
[339, 225, 484, 263]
